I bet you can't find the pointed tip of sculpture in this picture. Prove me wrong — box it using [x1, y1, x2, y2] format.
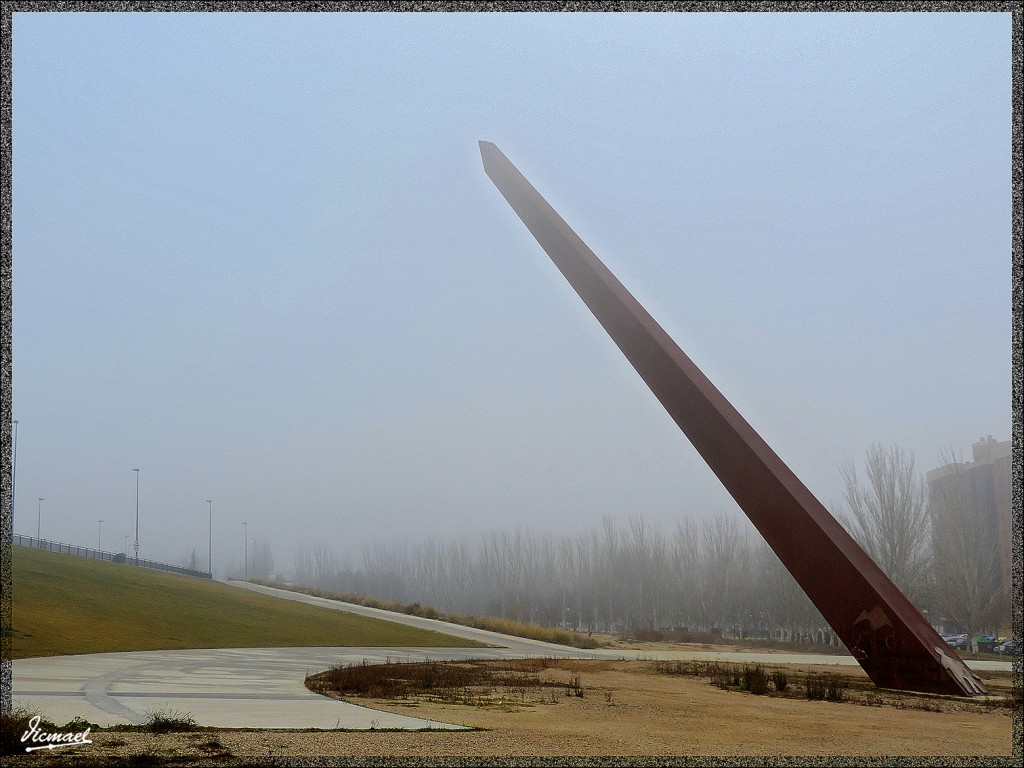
[478, 140, 502, 166]
[479, 141, 500, 179]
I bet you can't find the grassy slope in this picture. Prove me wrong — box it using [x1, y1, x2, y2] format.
[254, 580, 603, 649]
[10, 547, 482, 658]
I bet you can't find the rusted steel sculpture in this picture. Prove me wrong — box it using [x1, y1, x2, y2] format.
[479, 141, 985, 697]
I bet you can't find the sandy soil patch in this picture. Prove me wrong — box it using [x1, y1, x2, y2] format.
[9, 660, 1013, 761]
[323, 661, 1014, 757]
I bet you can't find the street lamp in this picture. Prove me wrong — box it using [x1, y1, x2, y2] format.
[243, 522, 248, 581]
[11, 420, 18, 532]
[132, 468, 140, 564]
[37, 497, 43, 542]
[124, 534, 128, 554]
[206, 500, 212, 577]
[98, 519, 103, 551]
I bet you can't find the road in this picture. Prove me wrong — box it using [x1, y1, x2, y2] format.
[12, 580, 1010, 730]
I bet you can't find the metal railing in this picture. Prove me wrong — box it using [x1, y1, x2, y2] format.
[12, 534, 212, 579]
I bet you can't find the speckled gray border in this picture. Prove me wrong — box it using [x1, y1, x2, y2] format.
[0, 1, 1019, 765]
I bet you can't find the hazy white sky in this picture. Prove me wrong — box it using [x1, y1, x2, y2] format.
[11, 10, 1011, 576]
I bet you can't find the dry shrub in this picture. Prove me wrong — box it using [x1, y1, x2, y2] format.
[771, 669, 789, 693]
[742, 664, 770, 695]
[145, 709, 200, 733]
[804, 672, 848, 702]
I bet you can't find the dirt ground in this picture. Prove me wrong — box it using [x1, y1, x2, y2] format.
[9, 660, 1015, 761]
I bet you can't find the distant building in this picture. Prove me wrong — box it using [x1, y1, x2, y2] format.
[926, 436, 1012, 599]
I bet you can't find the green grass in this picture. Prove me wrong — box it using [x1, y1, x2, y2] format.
[10, 546, 484, 658]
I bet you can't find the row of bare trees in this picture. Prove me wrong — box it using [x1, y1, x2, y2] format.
[297, 513, 834, 642]
[294, 445, 1007, 646]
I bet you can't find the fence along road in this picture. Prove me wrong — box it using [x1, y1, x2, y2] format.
[13, 535, 211, 579]
[11, 580, 1010, 730]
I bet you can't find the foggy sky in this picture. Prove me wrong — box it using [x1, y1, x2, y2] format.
[10, 11, 1012, 576]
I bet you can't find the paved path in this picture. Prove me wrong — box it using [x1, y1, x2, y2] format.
[13, 646, 508, 730]
[13, 580, 1010, 730]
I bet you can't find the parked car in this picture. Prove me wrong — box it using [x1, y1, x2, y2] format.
[994, 638, 1019, 655]
[942, 634, 969, 650]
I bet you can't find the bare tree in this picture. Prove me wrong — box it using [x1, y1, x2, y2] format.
[569, 533, 593, 630]
[312, 542, 340, 587]
[250, 538, 274, 580]
[294, 544, 313, 586]
[295, 541, 338, 587]
[698, 515, 751, 637]
[553, 537, 575, 628]
[670, 519, 701, 630]
[929, 450, 1006, 651]
[623, 515, 651, 629]
[838, 444, 931, 605]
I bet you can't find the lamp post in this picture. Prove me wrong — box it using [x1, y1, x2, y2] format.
[132, 468, 140, 564]
[206, 500, 212, 577]
[124, 534, 128, 554]
[243, 522, 248, 581]
[36, 497, 43, 542]
[11, 420, 18, 532]
[98, 519, 103, 551]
